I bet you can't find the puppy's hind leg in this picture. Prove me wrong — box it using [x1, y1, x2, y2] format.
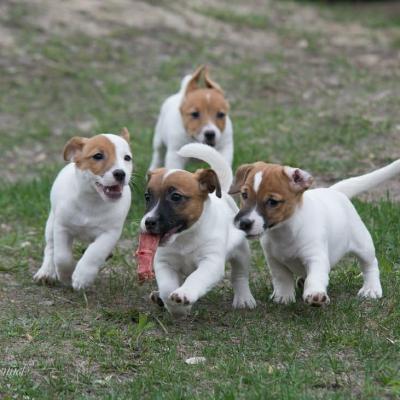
[230, 241, 256, 309]
[53, 225, 76, 285]
[351, 223, 382, 299]
[34, 211, 57, 284]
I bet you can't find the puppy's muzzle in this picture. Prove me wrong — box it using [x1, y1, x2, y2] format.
[113, 169, 126, 183]
[145, 216, 160, 234]
[204, 130, 216, 147]
[237, 218, 254, 232]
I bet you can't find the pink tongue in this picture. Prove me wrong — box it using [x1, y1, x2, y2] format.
[135, 233, 160, 283]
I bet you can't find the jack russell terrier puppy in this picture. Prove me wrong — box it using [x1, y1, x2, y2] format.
[34, 128, 133, 290]
[230, 159, 400, 306]
[140, 143, 255, 317]
[148, 65, 233, 171]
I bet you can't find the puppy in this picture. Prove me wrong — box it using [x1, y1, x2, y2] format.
[34, 129, 133, 290]
[141, 143, 255, 316]
[149, 65, 233, 170]
[230, 159, 400, 306]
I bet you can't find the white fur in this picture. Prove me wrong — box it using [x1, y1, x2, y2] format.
[253, 171, 262, 193]
[245, 161, 400, 305]
[144, 144, 255, 316]
[34, 134, 133, 290]
[148, 74, 233, 170]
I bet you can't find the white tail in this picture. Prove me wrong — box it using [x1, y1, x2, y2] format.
[177, 143, 233, 192]
[330, 159, 400, 198]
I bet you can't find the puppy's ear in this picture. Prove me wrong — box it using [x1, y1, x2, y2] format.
[185, 65, 206, 94]
[120, 127, 130, 143]
[283, 167, 314, 192]
[229, 164, 255, 194]
[63, 137, 88, 162]
[147, 168, 166, 183]
[204, 66, 223, 93]
[196, 169, 222, 198]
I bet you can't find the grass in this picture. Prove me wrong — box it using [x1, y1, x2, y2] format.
[1, 0, 400, 398]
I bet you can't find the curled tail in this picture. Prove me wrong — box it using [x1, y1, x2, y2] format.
[330, 159, 400, 199]
[177, 143, 233, 192]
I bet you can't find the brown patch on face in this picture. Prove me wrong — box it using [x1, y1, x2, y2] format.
[236, 163, 309, 228]
[145, 168, 220, 235]
[63, 135, 116, 176]
[180, 66, 229, 138]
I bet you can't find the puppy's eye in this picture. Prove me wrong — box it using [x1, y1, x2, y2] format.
[144, 192, 151, 202]
[241, 192, 248, 200]
[92, 153, 104, 160]
[170, 193, 183, 202]
[191, 111, 200, 119]
[216, 111, 225, 119]
[266, 198, 279, 207]
[124, 155, 132, 162]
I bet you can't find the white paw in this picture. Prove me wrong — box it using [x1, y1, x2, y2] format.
[33, 266, 57, 284]
[169, 289, 195, 306]
[233, 293, 257, 309]
[271, 290, 296, 304]
[358, 285, 382, 299]
[71, 269, 96, 290]
[304, 291, 330, 306]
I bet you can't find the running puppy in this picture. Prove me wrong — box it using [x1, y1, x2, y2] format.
[149, 65, 233, 170]
[140, 143, 255, 317]
[230, 160, 400, 306]
[34, 129, 133, 290]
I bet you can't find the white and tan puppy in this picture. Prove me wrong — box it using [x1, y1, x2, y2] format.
[230, 160, 400, 306]
[149, 65, 233, 170]
[141, 143, 255, 316]
[34, 129, 133, 290]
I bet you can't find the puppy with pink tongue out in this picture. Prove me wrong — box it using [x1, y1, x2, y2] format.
[137, 143, 256, 317]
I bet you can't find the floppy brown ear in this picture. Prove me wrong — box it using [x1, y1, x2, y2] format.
[229, 164, 255, 194]
[204, 66, 223, 93]
[185, 65, 206, 95]
[196, 169, 222, 198]
[120, 127, 130, 143]
[63, 137, 88, 161]
[283, 167, 314, 193]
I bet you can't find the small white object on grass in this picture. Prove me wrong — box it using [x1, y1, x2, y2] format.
[185, 357, 206, 365]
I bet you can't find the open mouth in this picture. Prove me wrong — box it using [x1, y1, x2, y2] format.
[204, 140, 216, 147]
[95, 182, 123, 200]
[159, 225, 184, 245]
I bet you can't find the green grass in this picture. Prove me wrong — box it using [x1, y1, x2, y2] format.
[1, 0, 400, 398]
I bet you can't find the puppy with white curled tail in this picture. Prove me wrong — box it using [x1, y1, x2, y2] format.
[149, 65, 233, 170]
[34, 128, 133, 290]
[230, 159, 400, 306]
[139, 143, 255, 317]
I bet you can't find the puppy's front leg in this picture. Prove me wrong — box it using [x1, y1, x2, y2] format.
[165, 150, 186, 170]
[267, 255, 296, 304]
[303, 255, 331, 306]
[53, 225, 75, 285]
[230, 241, 256, 309]
[71, 230, 120, 290]
[169, 255, 224, 307]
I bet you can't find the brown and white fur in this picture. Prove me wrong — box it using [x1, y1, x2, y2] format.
[148, 65, 233, 171]
[34, 129, 133, 290]
[141, 143, 255, 317]
[230, 160, 400, 306]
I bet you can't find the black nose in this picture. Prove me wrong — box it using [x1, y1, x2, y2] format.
[239, 218, 253, 232]
[204, 130, 216, 141]
[113, 169, 126, 182]
[145, 217, 158, 231]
